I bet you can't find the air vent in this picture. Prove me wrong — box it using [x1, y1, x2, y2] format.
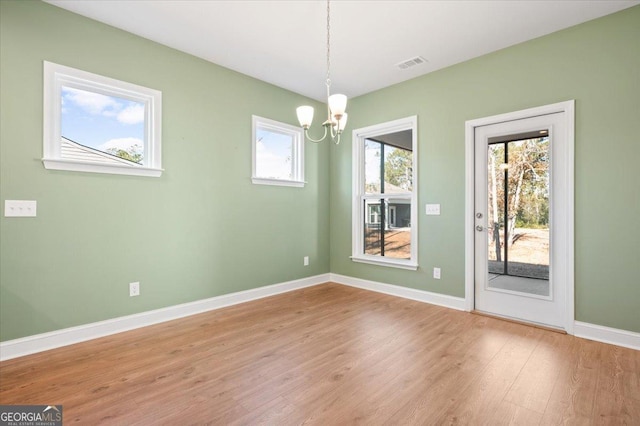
[395, 56, 427, 70]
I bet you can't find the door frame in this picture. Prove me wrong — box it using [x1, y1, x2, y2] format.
[464, 100, 575, 334]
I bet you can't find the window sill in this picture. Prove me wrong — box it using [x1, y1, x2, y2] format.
[42, 158, 163, 177]
[350, 255, 418, 271]
[251, 177, 305, 188]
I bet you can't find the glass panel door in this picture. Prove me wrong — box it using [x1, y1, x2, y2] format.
[473, 108, 571, 330]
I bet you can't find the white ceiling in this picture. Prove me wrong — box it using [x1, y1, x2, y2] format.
[46, 0, 639, 102]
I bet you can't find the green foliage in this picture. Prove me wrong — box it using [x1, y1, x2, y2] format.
[384, 147, 413, 191]
[106, 145, 143, 164]
[516, 196, 549, 228]
[489, 137, 549, 236]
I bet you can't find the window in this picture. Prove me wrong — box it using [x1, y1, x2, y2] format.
[43, 61, 162, 177]
[352, 116, 418, 269]
[252, 115, 304, 187]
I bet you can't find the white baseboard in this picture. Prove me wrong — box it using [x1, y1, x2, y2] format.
[3, 273, 637, 361]
[331, 274, 639, 351]
[0, 273, 330, 361]
[574, 321, 640, 351]
[330, 273, 467, 311]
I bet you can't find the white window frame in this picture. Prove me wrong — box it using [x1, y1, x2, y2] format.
[352, 116, 418, 270]
[43, 61, 163, 177]
[251, 115, 304, 187]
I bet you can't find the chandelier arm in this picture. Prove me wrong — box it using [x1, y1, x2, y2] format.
[331, 132, 342, 145]
[329, 122, 337, 138]
[329, 124, 342, 145]
[303, 126, 330, 143]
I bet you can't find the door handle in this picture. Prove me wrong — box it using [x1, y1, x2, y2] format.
[476, 225, 484, 232]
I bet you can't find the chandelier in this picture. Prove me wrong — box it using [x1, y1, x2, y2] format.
[296, 0, 347, 144]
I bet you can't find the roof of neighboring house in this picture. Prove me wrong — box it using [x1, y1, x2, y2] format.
[383, 182, 411, 194]
[61, 137, 142, 166]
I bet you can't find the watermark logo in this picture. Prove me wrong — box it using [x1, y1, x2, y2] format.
[0, 405, 62, 426]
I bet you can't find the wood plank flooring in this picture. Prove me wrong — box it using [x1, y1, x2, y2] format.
[1, 283, 638, 425]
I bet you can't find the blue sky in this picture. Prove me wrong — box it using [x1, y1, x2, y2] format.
[61, 86, 145, 156]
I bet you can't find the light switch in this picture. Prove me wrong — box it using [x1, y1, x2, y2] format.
[425, 204, 440, 215]
[4, 200, 37, 217]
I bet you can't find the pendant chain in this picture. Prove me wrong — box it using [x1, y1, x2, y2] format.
[326, 0, 331, 93]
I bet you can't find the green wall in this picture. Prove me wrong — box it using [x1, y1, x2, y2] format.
[2, 1, 638, 343]
[0, 1, 329, 341]
[331, 6, 640, 333]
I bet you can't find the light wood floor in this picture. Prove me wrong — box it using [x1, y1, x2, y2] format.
[1, 283, 638, 425]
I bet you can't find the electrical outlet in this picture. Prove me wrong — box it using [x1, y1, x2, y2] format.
[4, 200, 37, 217]
[433, 268, 441, 279]
[303, 256, 309, 266]
[129, 282, 140, 297]
[425, 204, 440, 215]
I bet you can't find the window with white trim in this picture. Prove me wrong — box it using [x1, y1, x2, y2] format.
[252, 115, 304, 187]
[352, 116, 418, 270]
[43, 61, 162, 177]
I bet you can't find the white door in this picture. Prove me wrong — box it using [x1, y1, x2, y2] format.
[474, 112, 569, 329]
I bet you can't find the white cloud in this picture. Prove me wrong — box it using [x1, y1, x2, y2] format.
[100, 137, 143, 153]
[63, 87, 145, 126]
[255, 140, 291, 179]
[63, 87, 120, 115]
[117, 104, 145, 125]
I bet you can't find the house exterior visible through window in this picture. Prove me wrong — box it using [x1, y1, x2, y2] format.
[252, 115, 304, 187]
[352, 117, 418, 270]
[43, 61, 162, 177]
